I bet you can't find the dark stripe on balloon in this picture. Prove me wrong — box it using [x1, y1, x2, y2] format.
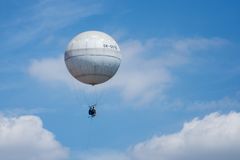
[64, 54, 121, 61]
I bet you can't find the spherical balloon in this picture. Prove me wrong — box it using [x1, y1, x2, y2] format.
[65, 31, 122, 85]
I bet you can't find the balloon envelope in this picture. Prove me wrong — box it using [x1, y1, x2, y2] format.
[65, 31, 121, 85]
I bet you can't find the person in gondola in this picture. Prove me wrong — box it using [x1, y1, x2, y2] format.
[88, 105, 96, 117]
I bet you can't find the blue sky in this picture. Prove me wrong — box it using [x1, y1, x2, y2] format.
[0, 0, 240, 160]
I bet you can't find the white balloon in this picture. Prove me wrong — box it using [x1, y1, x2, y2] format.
[65, 31, 122, 85]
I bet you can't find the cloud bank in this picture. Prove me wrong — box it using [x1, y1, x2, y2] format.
[76, 112, 240, 160]
[130, 112, 240, 160]
[0, 115, 68, 160]
[28, 37, 228, 104]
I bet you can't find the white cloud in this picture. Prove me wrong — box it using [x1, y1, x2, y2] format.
[27, 37, 228, 104]
[130, 112, 240, 160]
[76, 150, 130, 160]
[164, 92, 240, 111]
[28, 55, 90, 92]
[111, 37, 228, 104]
[28, 56, 72, 85]
[72, 112, 240, 160]
[0, 115, 69, 160]
[160, 94, 240, 112]
[2, 0, 103, 48]
[190, 96, 240, 111]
